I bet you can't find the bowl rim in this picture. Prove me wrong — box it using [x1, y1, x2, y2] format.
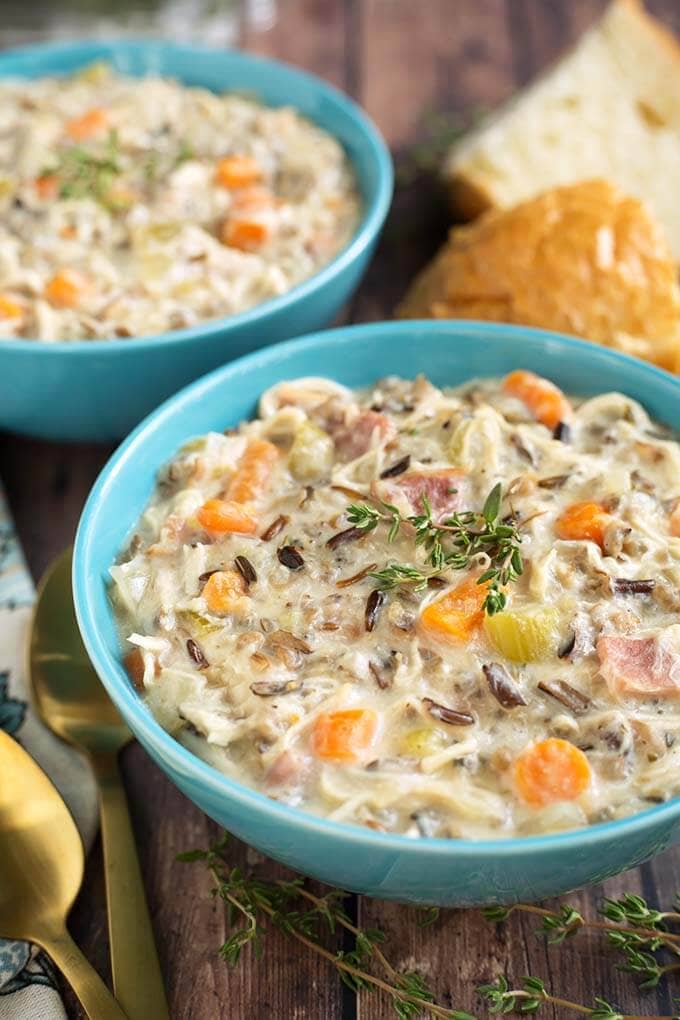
[0, 38, 393, 356]
[74, 319, 680, 856]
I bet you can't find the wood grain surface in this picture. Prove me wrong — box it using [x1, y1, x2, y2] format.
[2, 2, 680, 1017]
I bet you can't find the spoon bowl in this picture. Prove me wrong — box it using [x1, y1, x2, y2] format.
[29, 547, 130, 753]
[0, 731, 125, 1017]
[0, 730, 83, 940]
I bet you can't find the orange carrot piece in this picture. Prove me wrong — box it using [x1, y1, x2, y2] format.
[514, 737, 591, 807]
[311, 709, 379, 764]
[44, 269, 88, 309]
[66, 107, 108, 141]
[419, 576, 489, 644]
[203, 569, 248, 614]
[226, 439, 279, 505]
[215, 154, 262, 190]
[0, 295, 23, 320]
[503, 369, 572, 431]
[670, 500, 680, 538]
[220, 218, 270, 252]
[556, 501, 610, 548]
[34, 174, 59, 200]
[196, 498, 258, 535]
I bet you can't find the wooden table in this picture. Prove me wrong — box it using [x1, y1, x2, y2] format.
[3, 2, 680, 1016]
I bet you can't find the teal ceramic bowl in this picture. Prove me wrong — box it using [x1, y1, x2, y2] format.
[73, 321, 680, 906]
[0, 40, 392, 442]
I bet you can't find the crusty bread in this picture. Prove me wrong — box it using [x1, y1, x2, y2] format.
[398, 179, 680, 373]
[443, 0, 680, 260]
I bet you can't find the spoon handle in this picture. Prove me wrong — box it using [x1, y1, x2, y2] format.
[92, 749, 169, 1020]
[41, 927, 126, 1019]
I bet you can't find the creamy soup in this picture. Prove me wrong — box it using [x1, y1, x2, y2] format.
[111, 370, 680, 839]
[0, 65, 360, 341]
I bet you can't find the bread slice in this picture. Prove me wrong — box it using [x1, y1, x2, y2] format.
[398, 179, 680, 373]
[444, 0, 680, 260]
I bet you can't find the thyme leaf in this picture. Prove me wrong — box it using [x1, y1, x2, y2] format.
[346, 483, 523, 614]
[179, 833, 473, 1019]
[43, 129, 122, 204]
[182, 835, 680, 1020]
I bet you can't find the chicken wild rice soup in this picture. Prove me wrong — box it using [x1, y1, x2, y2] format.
[0, 64, 360, 341]
[112, 370, 680, 839]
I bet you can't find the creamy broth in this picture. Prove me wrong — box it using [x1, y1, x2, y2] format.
[0, 65, 360, 341]
[111, 372, 680, 839]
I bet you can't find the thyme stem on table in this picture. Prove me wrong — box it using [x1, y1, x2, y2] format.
[178, 834, 473, 1020]
[180, 834, 680, 1019]
[346, 482, 523, 614]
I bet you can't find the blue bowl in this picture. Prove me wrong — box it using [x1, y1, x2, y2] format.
[0, 40, 392, 442]
[73, 321, 680, 905]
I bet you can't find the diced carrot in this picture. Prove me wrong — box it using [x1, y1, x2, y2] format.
[220, 218, 270, 252]
[556, 501, 610, 548]
[0, 295, 23, 320]
[311, 708, 379, 764]
[215, 154, 262, 190]
[419, 576, 489, 645]
[44, 269, 89, 309]
[66, 107, 109, 141]
[34, 174, 59, 200]
[597, 634, 680, 699]
[203, 569, 247, 614]
[670, 500, 680, 538]
[503, 369, 572, 431]
[226, 439, 279, 505]
[196, 498, 258, 535]
[514, 738, 591, 807]
[124, 648, 146, 692]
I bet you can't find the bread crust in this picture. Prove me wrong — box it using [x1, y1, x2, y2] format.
[444, 0, 680, 254]
[399, 179, 680, 373]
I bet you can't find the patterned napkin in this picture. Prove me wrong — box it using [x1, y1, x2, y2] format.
[0, 481, 98, 1018]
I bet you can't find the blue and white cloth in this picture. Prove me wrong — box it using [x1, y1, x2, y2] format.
[0, 482, 98, 1019]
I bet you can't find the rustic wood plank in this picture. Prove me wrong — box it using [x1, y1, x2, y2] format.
[0, 435, 114, 579]
[356, 0, 515, 150]
[356, 849, 680, 1019]
[239, 0, 350, 89]
[348, 0, 518, 325]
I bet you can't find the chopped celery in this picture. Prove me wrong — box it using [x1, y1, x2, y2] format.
[288, 421, 334, 481]
[400, 727, 446, 758]
[177, 609, 221, 636]
[484, 606, 560, 662]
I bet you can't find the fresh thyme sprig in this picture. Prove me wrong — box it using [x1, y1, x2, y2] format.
[482, 895, 680, 1013]
[182, 835, 680, 1019]
[478, 975, 635, 1018]
[42, 131, 195, 206]
[43, 130, 122, 204]
[178, 834, 474, 1020]
[346, 482, 523, 614]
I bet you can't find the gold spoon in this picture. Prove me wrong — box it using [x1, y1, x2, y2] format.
[0, 730, 126, 1018]
[28, 547, 168, 1020]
